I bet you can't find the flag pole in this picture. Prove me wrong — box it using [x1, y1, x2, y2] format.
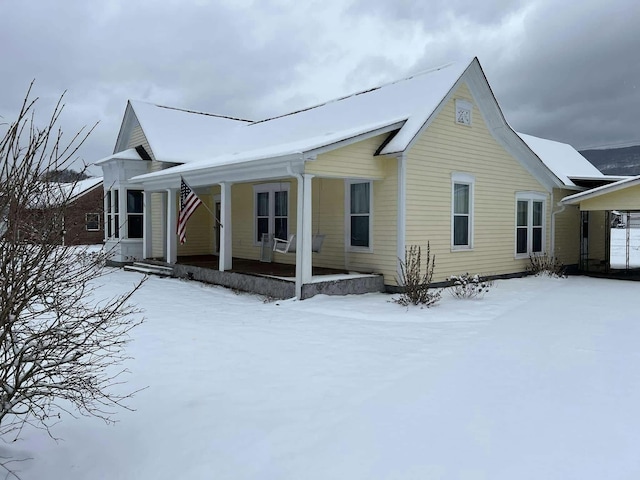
[181, 177, 223, 228]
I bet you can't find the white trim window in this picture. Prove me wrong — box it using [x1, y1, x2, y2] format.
[85, 213, 100, 231]
[346, 180, 373, 251]
[253, 183, 290, 244]
[126, 190, 144, 239]
[105, 189, 119, 239]
[451, 173, 474, 249]
[515, 192, 546, 258]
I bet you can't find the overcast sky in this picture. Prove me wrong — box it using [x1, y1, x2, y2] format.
[1, 0, 639, 175]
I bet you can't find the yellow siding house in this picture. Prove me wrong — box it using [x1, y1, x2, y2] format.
[96, 57, 619, 299]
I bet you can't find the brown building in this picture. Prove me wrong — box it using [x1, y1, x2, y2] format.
[21, 178, 104, 246]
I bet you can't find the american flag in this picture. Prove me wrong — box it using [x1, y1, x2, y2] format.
[177, 178, 202, 244]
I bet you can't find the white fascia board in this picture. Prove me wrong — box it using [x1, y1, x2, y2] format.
[131, 155, 306, 191]
[562, 175, 640, 205]
[304, 121, 406, 159]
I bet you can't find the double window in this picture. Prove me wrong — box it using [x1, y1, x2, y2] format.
[254, 183, 289, 243]
[451, 173, 474, 249]
[105, 189, 143, 239]
[346, 180, 372, 250]
[105, 190, 119, 238]
[516, 193, 545, 257]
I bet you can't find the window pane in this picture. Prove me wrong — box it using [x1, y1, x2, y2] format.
[114, 214, 119, 238]
[275, 191, 288, 216]
[517, 200, 528, 226]
[113, 190, 120, 213]
[106, 191, 112, 214]
[350, 183, 370, 214]
[257, 192, 269, 216]
[127, 190, 143, 213]
[453, 216, 469, 246]
[128, 215, 143, 239]
[107, 216, 112, 237]
[532, 227, 542, 252]
[274, 218, 287, 239]
[453, 184, 469, 214]
[86, 213, 99, 231]
[533, 201, 543, 226]
[516, 227, 527, 254]
[257, 217, 269, 242]
[351, 216, 369, 247]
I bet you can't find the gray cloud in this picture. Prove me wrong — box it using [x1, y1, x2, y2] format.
[1, 0, 638, 175]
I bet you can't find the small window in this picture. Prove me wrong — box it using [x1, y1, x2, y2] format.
[455, 99, 472, 126]
[515, 193, 546, 257]
[86, 213, 100, 231]
[451, 173, 474, 249]
[346, 180, 372, 250]
[127, 190, 143, 239]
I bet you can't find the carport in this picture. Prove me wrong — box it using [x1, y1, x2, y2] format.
[563, 176, 640, 273]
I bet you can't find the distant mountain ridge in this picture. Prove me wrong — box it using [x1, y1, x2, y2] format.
[580, 145, 640, 176]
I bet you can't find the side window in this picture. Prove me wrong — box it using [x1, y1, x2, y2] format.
[451, 173, 474, 249]
[86, 213, 100, 231]
[515, 193, 546, 257]
[347, 180, 372, 250]
[127, 190, 143, 239]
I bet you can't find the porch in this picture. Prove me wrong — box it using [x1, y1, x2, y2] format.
[131, 256, 385, 300]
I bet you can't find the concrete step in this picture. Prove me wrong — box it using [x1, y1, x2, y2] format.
[124, 262, 174, 277]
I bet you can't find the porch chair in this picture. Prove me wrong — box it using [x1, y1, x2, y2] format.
[273, 234, 325, 254]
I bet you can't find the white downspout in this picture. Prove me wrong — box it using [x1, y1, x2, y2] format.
[550, 196, 566, 258]
[397, 153, 407, 283]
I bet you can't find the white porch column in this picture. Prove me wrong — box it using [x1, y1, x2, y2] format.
[295, 174, 313, 299]
[142, 190, 152, 259]
[118, 187, 127, 239]
[166, 187, 178, 264]
[219, 182, 233, 271]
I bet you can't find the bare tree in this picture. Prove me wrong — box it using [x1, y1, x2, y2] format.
[0, 84, 144, 460]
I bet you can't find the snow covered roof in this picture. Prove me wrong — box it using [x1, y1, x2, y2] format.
[132, 59, 472, 181]
[516, 133, 606, 188]
[29, 177, 103, 208]
[129, 101, 252, 163]
[95, 148, 143, 165]
[563, 175, 640, 205]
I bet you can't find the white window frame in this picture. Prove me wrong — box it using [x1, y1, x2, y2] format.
[345, 179, 373, 253]
[515, 192, 547, 259]
[455, 99, 473, 126]
[126, 189, 144, 239]
[451, 173, 474, 250]
[105, 188, 119, 239]
[253, 182, 290, 246]
[86, 213, 100, 231]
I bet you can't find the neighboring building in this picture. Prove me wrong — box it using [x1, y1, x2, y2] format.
[23, 178, 104, 246]
[97, 57, 622, 298]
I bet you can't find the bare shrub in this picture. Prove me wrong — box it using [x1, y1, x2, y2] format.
[394, 243, 441, 307]
[527, 254, 566, 278]
[447, 273, 494, 299]
[0, 84, 144, 464]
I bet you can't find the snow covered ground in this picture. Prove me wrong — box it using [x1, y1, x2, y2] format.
[7, 270, 640, 479]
